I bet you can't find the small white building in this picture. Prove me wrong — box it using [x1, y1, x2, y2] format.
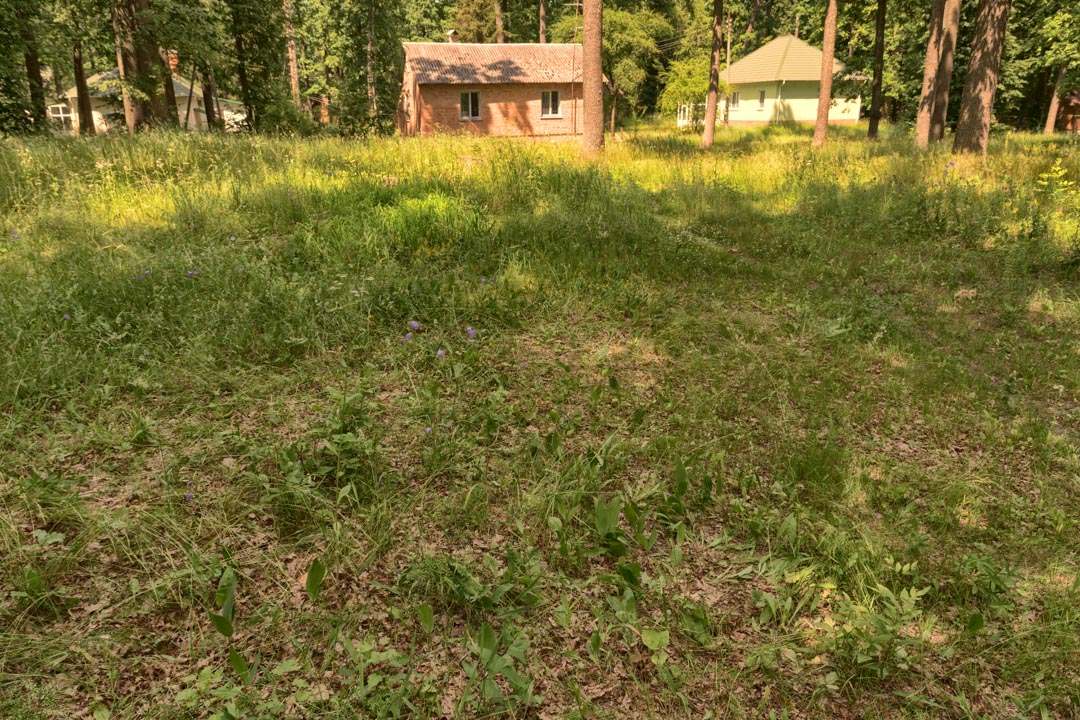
[677, 35, 861, 129]
[48, 69, 230, 134]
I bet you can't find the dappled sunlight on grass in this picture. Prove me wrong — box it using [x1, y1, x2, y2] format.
[0, 126, 1078, 718]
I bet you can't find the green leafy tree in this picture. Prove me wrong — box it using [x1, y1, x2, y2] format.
[553, 6, 673, 127]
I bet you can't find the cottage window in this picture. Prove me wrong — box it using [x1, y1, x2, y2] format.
[730, 92, 739, 109]
[460, 92, 481, 120]
[541, 90, 561, 117]
[49, 104, 73, 130]
[758, 90, 766, 110]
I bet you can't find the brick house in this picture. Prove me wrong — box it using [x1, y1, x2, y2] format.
[397, 42, 584, 137]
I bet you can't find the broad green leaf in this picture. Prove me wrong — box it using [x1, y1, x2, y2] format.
[587, 631, 601, 663]
[640, 628, 670, 651]
[418, 603, 434, 633]
[306, 557, 327, 602]
[271, 658, 302, 676]
[209, 612, 233, 638]
[477, 622, 498, 665]
[674, 458, 688, 497]
[965, 612, 984, 635]
[594, 497, 621, 538]
[229, 649, 249, 681]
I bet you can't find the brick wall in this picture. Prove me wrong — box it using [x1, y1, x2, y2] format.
[415, 82, 583, 136]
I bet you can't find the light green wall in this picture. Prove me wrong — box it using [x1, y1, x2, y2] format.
[727, 80, 860, 125]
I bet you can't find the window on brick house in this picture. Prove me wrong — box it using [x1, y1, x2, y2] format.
[758, 90, 766, 110]
[460, 92, 481, 120]
[541, 90, 561, 117]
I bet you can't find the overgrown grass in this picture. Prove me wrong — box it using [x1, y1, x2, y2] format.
[1, 124, 1078, 719]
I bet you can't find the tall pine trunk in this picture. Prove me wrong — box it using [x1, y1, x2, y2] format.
[367, 1, 377, 116]
[494, 0, 505, 43]
[285, 0, 302, 108]
[158, 49, 178, 126]
[20, 25, 47, 128]
[701, 0, 724, 148]
[867, 0, 886, 138]
[73, 41, 96, 135]
[132, 0, 171, 125]
[202, 65, 219, 129]
[930, 0, 961, 140]
[112, 0, 144, 131]
[953, 0, 1010, 154]
[1043, 65, 1065, 134]
[539, 0, 547, 43]
[231, 13, 255, 127]
[914, 0, 946, 148]
[812, 0, 838, 149]
[581, 0, 603, 155]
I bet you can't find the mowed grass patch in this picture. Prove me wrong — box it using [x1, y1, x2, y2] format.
[0, 126, 1078, 719]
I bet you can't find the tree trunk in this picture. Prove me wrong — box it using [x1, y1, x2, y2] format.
[73, 41, 96, 136]
[701, 0, 724, 147]
[131, 0, 170, 125]
[20, 25, 47, 128]
[914, 0, 946, 148]
[812, 0, 838, 148]
[610, 90, 617, 133]
[581, 0, 603, 155]
[493, 0, 505, 43]
[284, 0, 302, 108]
[539, 0, 547, 43]
[953, 0, 1010, 155]
[867, 0, 886, 138]
[112, 0, 143, 131]
[1043, 65, 1065, 135]
[159, 49, 179, 126]
[183, 64, 196, 129]
[202, 65, 218, 129]
[233, 29, 255, 127]
[930, 0, 961, 140]
[724, 12, 731, 127]
[367, 1, 377, 116]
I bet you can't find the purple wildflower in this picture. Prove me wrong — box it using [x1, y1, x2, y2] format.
[229, 235, 236, 242]
[466, 326, 477, 340]
[436, 349, 446, 358]
[409, 320, 421, 331]
[144, 270, 151, 275]
[403, 332, 414, 342]
[481, 277, 487, 284]
[424, 427, 432, 435]
[187, 270, 199, 277]
[63, 314, 70, 320]
[185, 491, 194, 502]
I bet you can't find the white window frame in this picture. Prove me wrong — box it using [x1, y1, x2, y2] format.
[730, 92, 739, 109]
[49, 104, 74, 130]
[460, 91, 481, 121]
[758, 90, 766, 110]
[541, 90, 561, 118]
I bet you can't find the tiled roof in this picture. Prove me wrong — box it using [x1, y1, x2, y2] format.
[403, 42, 583, 85]
[726, 35, 845, 85]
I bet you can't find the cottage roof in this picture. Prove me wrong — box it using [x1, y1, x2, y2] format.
[64, 69, 202, 99]
[402, 42, 584, 85]
[725, 35, 844, 85]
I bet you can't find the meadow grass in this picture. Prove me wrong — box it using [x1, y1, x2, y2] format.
[0, 123, 1078, 719]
